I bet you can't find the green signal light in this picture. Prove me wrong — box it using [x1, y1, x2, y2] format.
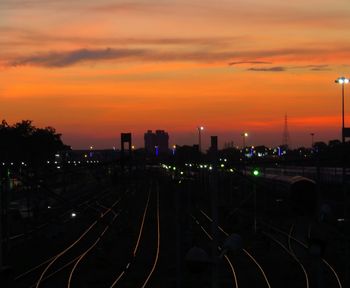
[253, 169, 260, 176]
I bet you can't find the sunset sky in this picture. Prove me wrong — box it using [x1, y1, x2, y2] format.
[1, 0, 350, 149]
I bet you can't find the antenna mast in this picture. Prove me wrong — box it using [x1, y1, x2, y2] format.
[282, 113, 290, 149]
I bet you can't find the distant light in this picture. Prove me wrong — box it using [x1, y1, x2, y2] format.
[224, 158, 227, 162]
[57, 166, 61, 169]
[132, 145, 135, 150]
[10, 162, 14, 166]
[47, 205, 52, 209]
[90, 146, 93, 150]
[336, 77, 349, 85]
[337, 218, 345, 222]
[244, 132, 248, 137]
[180, 171, 184, 175]
[173, 167, 176, 171]
[220, 164, 225, 168]
[209, 166, 213, 170]
[229, 168, 234, 172]
[71, 212, 77, 218]
[253, 169, 260, 176]
[200, 126, 204, 130]
[173, 145, 176, 149]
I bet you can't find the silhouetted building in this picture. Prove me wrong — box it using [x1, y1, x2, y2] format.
[121, 132, 132, 157]
[144, 130, 169, 155]
[144, 130, 157, 153]
[210, 136, 218, 152]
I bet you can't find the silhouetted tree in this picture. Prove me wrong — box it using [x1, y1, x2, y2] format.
[0, 120, 70, 165]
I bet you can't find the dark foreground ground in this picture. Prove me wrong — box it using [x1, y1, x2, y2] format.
[2, 166, 350, 287]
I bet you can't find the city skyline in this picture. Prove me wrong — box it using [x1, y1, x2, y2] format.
[1, 0, 350, 149]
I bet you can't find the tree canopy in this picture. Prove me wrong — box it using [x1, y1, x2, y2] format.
[0, 120, 70, 164]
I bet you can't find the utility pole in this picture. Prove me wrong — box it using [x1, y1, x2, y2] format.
[282, 113, 290, 149]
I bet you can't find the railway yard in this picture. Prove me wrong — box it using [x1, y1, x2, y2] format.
[2, 163, 349, 287]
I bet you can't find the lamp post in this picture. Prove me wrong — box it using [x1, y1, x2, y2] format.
[335, 77, 349, 144]
[336, 76, 350, 286]
[335, 77, 350, 224]
[198, 126, 204, 153]
[241, 132, 248, 154]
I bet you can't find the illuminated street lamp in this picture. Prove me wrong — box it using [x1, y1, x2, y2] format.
[335, 76, 349, 144]
[241, 132, 248, 151]
[198, 126, 204, 153]
[335, 76, 350, 220]
[172, 144, 176, 155]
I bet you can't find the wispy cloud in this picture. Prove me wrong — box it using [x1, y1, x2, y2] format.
[3, 45, 344, 69]
[0, 0, 98, 9]
[292, 64, 330, 71]
[247, 66, 286, 72]
[228, 60, 272, 66]
[6, 47, 238, 68]
[9, 48, 147, 67]
[245, 64, 331, 72]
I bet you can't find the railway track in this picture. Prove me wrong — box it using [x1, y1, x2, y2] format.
[195, 209, 272, 288]
[13, 192, 124, 288]
[108, 180, 161, 288]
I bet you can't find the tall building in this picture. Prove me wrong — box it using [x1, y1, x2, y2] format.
[144, 130, 169, 155]
[210, 136, 218, 152]
[144, 130, 156, 153]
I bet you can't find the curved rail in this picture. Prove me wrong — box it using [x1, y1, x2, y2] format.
[35, 197, 122, 288]
[109, 188, 152, 288]
[262, 221, 343, 288]
[190, 214, 238, 288]
[199, 209, 271, 288]
[140, 184, 160, 288]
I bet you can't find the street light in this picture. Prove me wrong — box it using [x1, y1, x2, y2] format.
[198, 126, 204, 153]
[241, 132, 248, 151]
[335, 77, 350, 220]
[335, 76, 349, 144]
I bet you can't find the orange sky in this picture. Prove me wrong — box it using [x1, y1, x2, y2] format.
[1, 0, 350, 149]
